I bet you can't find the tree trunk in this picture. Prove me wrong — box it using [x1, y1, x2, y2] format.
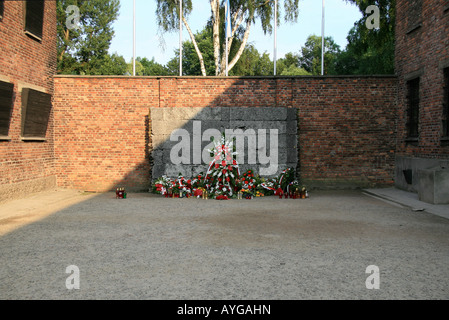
[182, 15, 207, 76]
[210, 0, 221, 76]
[227, 19, 252, 73]
[218, 19, 252, 76]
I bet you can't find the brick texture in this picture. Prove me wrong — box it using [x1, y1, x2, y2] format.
[53, 76, 397, 191]
[0, 1, 57, 200]
[395, 0, 449, 159]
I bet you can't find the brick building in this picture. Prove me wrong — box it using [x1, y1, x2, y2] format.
[394, 0, 449, 202]
[0, 0, 448, 203]
[0, 0, 57, 201]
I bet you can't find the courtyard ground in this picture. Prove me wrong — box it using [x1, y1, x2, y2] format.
[0, 188, 448, 300]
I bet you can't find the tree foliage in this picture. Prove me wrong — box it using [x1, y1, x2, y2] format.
[57, 0, 123, 75]
[166, 26, 277, 76]
[155, 0, 300, 76]
[298, 35, 341, 75]
[138, 57, 173, 76]
[335, 0, 395, 74]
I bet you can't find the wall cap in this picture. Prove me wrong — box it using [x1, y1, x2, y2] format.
[53, 75, 398, 80]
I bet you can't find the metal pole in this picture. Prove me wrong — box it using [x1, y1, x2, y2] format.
[179, 0, 183, 76]
[274, 0, 277, 76]
[225, 0, 229, 76]
[133, 0, 136, 76]
[226, 37, 228, 76]
[321, 0, 325, 76]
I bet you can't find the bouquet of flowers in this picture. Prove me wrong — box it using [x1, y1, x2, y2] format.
[152, 175, 172, 195]
[171, 173, 191, 197]
[190, 172, 205, 189]
[239, 169, 256, 196]
[205, 134, 240, 199]
[278, 168, 295, 192]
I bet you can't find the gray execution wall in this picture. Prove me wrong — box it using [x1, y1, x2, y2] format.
[150, 107, 298, 180]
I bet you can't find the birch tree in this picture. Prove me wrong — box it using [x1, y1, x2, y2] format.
[155, 0, 300, 76]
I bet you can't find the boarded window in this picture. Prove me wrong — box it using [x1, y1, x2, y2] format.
[0, 81, 14, 137]
[407, 78, 420, 139]
[24, 0, 45, 40]
[21, 88, 52, 138]
[444, 68, 449, 137]
[407, 0, 422, 33]
[0, 0, 4, 21]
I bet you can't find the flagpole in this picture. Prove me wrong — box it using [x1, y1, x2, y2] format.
[133, 0, 136, 76]
[179, 0, 182, 77]
[321, 0, 325, 76]
[225, 0, 229, 76]
[226, 36, 228, 76]
[274, 0, 277, 76]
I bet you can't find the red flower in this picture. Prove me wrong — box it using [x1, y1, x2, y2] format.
[221, 160, 226, 167]
[226, 177, 230, 182]
[244, 180, 248, 184]
[222, 169, 227, 175]
[248, 185, 252, 189]
[215, 163, 219, 169]
[233, 160, 237, 165]
[227, 165, 232, 171]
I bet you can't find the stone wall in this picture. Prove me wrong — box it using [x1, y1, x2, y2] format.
[150, 107, 298, 179]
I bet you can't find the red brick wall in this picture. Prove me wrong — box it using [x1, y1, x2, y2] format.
[295, 77, 397, 187]
[53, 76, 397, 191]
[395, 0, 449, 159]
[53, 77, 158, 191]
[0, 1, 57, 199]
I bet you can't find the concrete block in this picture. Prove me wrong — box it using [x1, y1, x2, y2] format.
[286, 107, 298, 121]
[151, 134, 170, 148]
[150, 149, 164, 163]
[229, 121, 287, 134]
[221, 107, 231, 121]
[260, 107, 288, 121]
[150, 108, 164, 121]
[151, 164, 166, 179]
[287, 120, 298, 134]
[165, 163, 192, 178]
[418, 165, 449, 204]
[188, 107, 221, 121]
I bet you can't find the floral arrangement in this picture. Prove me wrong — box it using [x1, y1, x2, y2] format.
[152, 175, 172, 195]
[238, 170, 256, 195]
[151, 168, 307, 200]
[204, 134, 240, 199]
[150, 133, 309, 200]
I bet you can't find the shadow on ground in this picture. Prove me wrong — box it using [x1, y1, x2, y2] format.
[1, 189, 448, 300]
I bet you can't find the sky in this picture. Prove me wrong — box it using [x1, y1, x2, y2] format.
[109, 0, 363, 66]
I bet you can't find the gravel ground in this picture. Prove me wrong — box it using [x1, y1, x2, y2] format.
[0, 189, 448, 300]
